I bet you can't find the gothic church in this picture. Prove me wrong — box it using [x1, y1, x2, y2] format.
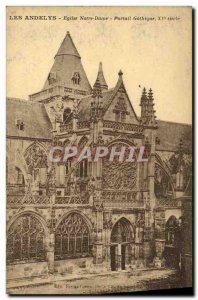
[6, 31, 192, 279]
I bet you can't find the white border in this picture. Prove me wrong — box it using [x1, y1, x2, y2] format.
[0, 1, 196, 299]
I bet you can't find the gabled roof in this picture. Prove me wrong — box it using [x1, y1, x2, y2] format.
[6, 98, 53, 140]
[156, 120, 192, 152]
[42, 32, 91, 93]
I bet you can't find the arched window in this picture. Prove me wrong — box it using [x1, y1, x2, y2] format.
[55, 213, 90, 260]
[7, 214, 45, 264]
[111, 218, 134, 243]
[48, 72, 56, 85]
[154, 164, 174, 199]
[78, 136, 89, 178]
[72, 72, 80, 85]
[15, 167, 25, 185]
[165, 216, 178, 246]
[63, 108, 72, 124]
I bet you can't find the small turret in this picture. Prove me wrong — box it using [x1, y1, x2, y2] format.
[93, 62, 108, 91]
[140, 87, 157, 126]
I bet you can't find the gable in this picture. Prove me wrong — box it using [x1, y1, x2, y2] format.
[103, 83, 139, 124]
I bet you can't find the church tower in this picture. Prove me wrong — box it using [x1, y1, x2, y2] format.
[29, 31, 92, 131]
[29, 31, 92, 104]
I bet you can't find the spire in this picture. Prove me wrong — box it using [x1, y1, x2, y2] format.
[140, 87, 148, 106]
[118, 69, 123, 78]
[42, 31, 91, 93]
[114, 69, 125, 91]
[55, 31, 81, 58]
[140, 87, 157, 126]
[93, 62, 108, 91]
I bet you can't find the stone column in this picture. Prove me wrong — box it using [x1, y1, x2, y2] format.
[46, 232, 55, 274]
[117, 243, 122, 270]
[154, 239, 166, 268]
[93, 240, 103, 264]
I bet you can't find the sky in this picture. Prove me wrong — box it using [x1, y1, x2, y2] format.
[7, 6, 192, 124]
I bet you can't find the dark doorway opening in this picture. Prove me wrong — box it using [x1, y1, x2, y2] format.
[121, 244, 126, 270]
[110, 245, 116, 271]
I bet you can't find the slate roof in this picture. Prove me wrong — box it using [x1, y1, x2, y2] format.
[42, 32, 92, 93]
[6, 98, 192, 153]
[156, 120, 192, 152]
[6, 98, 53, 140]
[55, 31, 80, 58]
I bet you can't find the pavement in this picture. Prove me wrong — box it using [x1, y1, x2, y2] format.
[7, 268, 184, 294]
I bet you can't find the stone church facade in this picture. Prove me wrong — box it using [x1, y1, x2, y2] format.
[6, 32, 192, 279]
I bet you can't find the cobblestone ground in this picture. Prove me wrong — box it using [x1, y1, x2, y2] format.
[8, 269, 186, 295]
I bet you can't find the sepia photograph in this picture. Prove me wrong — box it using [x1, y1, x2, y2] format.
[6, 6, 192, 295]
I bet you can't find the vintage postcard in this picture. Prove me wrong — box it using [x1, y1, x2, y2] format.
[6, 6, 192, 294]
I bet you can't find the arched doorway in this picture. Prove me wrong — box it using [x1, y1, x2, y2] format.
[110, 218, 134, 271]
[55, 212, 90, 260]
[164, 216, 181, 269]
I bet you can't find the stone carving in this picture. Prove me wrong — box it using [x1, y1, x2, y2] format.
[93, 189, 103, 210]
[103, 212, 113, 229]
[47, 208, 57, 233]
[50, 97, 64, 122]
[103, 120, 144, 133]
[102, 160, 137, 190]
[24, 144, 48, 175]
[113, 94, 129, 122]
[87, 177, 96, 194]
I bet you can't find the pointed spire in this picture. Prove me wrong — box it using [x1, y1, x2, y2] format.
[118, 69, 123, 78]
[140, 87, 157, 126]
[93, 62, 108, 91]
[55, 31, 81, 58]
[140, 87, 148, 106]
[42, 31, 92, 93]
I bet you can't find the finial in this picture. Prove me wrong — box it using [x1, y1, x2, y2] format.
[66, 31, 70, 35]
[99, 62, 103, 72]
[118, 70, 123, 77]
[142, 87, 147, 95]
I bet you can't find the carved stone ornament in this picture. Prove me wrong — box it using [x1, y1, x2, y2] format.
[102, 160, 137, 190]
[24, 144, 48, 175]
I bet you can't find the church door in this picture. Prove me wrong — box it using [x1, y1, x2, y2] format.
[110, 218, 134, 271]
[164, 216, 181, 269]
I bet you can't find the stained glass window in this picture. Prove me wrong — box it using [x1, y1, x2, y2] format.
[7, 214, 45, 264]
[55, 213, 90, 259]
